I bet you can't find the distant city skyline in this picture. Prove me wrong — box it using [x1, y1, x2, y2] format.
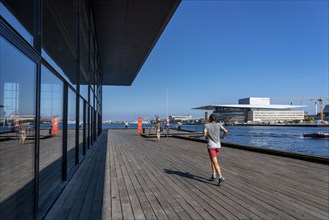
[103, 96, 328, 122]
[102, 0, 328, 121]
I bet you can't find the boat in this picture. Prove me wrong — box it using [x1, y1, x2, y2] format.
[129, 120, 151, 124]
[303, 132, 329, 139]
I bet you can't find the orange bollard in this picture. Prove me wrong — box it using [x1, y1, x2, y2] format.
[138, 117, 142, 134]
[51, 116, 58, 135]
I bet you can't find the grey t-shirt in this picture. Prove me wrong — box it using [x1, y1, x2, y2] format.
[204, 123, 224, 148]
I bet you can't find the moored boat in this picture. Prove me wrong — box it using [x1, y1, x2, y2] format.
[303, 132, 329, 139]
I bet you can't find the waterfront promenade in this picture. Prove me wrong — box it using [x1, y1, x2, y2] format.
[45, 129, 329, 219]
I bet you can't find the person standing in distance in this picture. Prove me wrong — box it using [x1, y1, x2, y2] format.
[204, 113, 228, 186]
[156, 118, 161, 141]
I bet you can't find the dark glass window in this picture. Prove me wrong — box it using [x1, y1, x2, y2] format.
[42, 0, 78, 89]
[0, 2, 34, 45]
[39, 65, 63, 209]
[79, 98, 84, 160]
[0, 36, 36, 219]
[80, 84, 89, 102]
[42, 49, 74, 88]
[86, 104, 90, 148]
[67, 88, 76, 173]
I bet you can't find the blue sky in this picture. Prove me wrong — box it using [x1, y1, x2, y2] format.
[103, 0, 328, 121]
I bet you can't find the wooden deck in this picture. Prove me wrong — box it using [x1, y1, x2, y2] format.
[45, 129, 329, 220]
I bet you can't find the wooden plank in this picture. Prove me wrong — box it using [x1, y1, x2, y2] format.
[174, 150, 326, 219]
[165, 138, 326, 219]
[116, 142, 181, 220]
[65, 144, 100, 220]
[113, 140, 169, 220]
[127, 137, 255, 220]
[114, 138, 157, 220]
[112, 142, 135, 220]
[89, 137, 107, 220]
[127, 131, 326, 219]
[44, 129, 329, 220]
[119, 138, 202, 220]
[78, 135, 107, 220]
[101, 132, 112, 220]
[115, 143, 146, 219]
[45, 131, 107, 220]
[120, 150, 192, 220]
[109, 137, 123, 220]
[124, 135, 238, 219]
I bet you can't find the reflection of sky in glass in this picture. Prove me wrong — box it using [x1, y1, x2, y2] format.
[1, 37, 36, 117]
[80, 84, 88, 101]
[0, 3, 33, 45]
[68, 88, 76, 120]
[41, 49, 75, 88]
[80, 98, 84, 125]
[41, 65, 63, 120]
[3, 82, 19, 116]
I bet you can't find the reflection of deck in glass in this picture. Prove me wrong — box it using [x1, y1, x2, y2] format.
[0, 129, 84, 218]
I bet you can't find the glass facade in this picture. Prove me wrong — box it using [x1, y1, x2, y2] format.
[39, 65, 63, 209]
[79, 98, 85, 161]
[0, 36, 36, 220]
[0, 0, 180, 218]
[0, 2, 33, 45]
[67, 88, 76, 173]
[86, 104, 90, 148]
[0, 0, 102, 218]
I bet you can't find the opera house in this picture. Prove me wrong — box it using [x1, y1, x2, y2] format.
[194, 97, 305, 123]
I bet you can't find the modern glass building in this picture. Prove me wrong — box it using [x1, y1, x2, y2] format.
[0, 0, 180, 219]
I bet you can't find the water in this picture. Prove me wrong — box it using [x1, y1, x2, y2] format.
[103, 123, 155, 129]
[104, 123, 329, 157]
[178, 124, 329, 157]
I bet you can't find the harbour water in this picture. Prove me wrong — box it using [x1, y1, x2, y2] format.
[104, 123, 329, 157]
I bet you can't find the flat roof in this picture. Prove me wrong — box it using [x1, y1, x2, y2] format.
[193, 104, 306, 110]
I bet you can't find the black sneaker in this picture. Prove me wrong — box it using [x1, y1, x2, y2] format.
[217, 176, 225, 186]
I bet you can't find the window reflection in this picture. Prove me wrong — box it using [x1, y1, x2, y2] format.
[3, 82, 19, 115]
[80, 84, 89, 101]
[79, 98, 84, 161]
[96, 112, 98, 137]
[42, 49, 75, 88]
[67, 89, 76, 173]
[92, 109, 96, 142]
[86, 104, 90, 148]
[39, 65, 63, 209]
[0, 3, 33, 45]
[42, 0, 78, 90]
[1, 0, 103, 217]
[0, 36, 35, 219]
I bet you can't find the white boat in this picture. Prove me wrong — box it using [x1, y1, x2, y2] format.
[129, 120, 151, 124]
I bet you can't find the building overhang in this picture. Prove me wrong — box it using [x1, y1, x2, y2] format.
[1, 0, 181, 86]
[93, 0, 181, 86]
